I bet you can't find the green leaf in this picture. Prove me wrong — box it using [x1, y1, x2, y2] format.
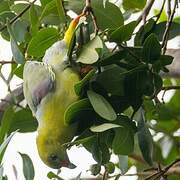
[47, 171, 62, 180]
[142, 33, 161, 63]
[90, 164, 101, 176]
[123, 0, 147, 11]
[153, 22, 180, 41]
[74, 70, 95, 96]
[0, 131, 17, 159]
[159, 55, 173, 66]
[40, 0, 65, 23]
[27, 27, 59, 57]
[14, 65, 24, 79]
[97, 50, 127, 66]
[136, 109, 154, 165]
[92, 0, 124, 30]
[112, 116, 135, 155]
[134, 18, 155, 46]
[77, 36, 103, 64]
[87, 90, 117, 121]
[118, 155, 128, 175]
[90, 123, 121, 132]
[7, 20, 25, 64]
[0, 107, 14, 144]
[29, 4, 39, 36]
[95, 65, 125, 96]
[19, 153, 35, 180]
[110, 21, 137, 43]
[12, 20, 28, 43]
[0, 1, 10, 14]
[56, 0, 65, 23]
[10, 108, 38, 133]
[64, 98, 92, 125]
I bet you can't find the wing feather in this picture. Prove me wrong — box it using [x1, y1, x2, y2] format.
[23, 61, 55, 115]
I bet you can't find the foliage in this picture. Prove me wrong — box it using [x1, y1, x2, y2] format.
[0, 0, 179, 179]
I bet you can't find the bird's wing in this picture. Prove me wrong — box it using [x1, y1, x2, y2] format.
[23, 61, 55, 115]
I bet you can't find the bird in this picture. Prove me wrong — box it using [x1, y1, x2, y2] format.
[23, 14, 84, 169]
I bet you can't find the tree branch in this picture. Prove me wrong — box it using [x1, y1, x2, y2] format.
[137, 0, 156, 25]
[0, 0, 37, 32]
[0, 61, 16, 65]
[162, 0, 178, 54]
[145, 158, 180, 180]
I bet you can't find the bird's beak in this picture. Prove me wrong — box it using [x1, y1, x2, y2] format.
[60, 160, 76, 169]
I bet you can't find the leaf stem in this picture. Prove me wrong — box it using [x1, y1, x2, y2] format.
[0, 0, 38, 32]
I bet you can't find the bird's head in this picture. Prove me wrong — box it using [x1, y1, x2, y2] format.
[36, 135, 75, 169]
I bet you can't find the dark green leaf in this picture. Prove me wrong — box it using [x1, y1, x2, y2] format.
[142, 33, 161, 63]
[97, 50, 127, 66]
[0, 107, 14, 144]
[87, 90, 117, 121]
[74, 69, 95, 96]
[64, 98, 92, 125]
[136, 109, 154, 165]
[92, 0, 124, 30]
[95, 65, 125, 96]
[112, 116, 135, 155]
[153, 22, 180, 41]
[77, 36, 103, 64]
[123, 0, 147, 10]
[19, 153, 35, 180]
[27, 27, 59, 57]
[10, 108, 38, 133]
[110, 21, 137, 43]
[7, 20, 25, 64]
[134, 18, 155, 46]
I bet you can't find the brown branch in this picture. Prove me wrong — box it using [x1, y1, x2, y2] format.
[145, 158, 180, 180]
[0, 61, 16, 65]
[0, 85, 23, 120]
[161, 85, 180, 91]
[155, 0, 166, 23]
[0, 0, 37, 32]
[83, 0, 99, 35]
[137, 0, 156, 25]
[162, 0, 178, 54]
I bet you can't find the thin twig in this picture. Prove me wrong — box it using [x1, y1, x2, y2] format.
[162, 0, 178, 54]
[102, 169, 108, 180]
[155, 0, 166, 23]
[145, 158, 180, 180]
[83, 0, 99, 35]
[161, 85, 180, 91]
[0, 61, 16, 65]
[137, 0, 156, 25]
[0, 0, 37, 32]
[0, 99, 24, 109]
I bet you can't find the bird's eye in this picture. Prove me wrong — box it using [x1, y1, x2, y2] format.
[49, 154, 58, 162]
